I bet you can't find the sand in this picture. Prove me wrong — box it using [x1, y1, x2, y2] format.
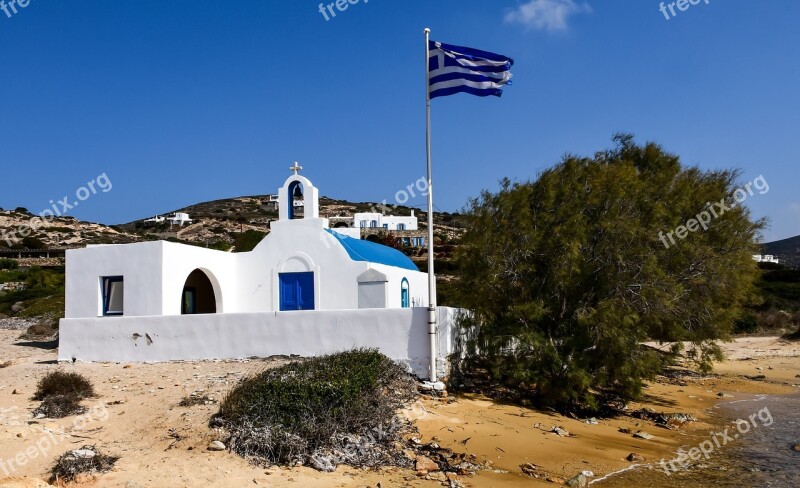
[0, 329, 797, 487]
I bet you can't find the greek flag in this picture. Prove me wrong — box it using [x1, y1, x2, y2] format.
[428, 40, 514, 99]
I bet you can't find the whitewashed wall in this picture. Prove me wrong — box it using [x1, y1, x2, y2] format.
[58, 307, 460, 378]
[65, 242, 238, 318]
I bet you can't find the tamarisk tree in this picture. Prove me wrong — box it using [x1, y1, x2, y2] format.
[455, 135, 765, 409]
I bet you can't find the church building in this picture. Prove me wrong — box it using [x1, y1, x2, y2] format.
[58, 165, 455, 379]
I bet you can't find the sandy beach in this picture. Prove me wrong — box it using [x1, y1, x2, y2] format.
[1, 327, 798, 487]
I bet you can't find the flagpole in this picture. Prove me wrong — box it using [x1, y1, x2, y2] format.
[424, 27, 438, 383]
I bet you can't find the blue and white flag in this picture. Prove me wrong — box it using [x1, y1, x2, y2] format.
[428, 40, 514, 99]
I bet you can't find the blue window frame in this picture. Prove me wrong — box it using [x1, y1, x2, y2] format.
[370, 220, 378, 228]
[397, 223, 406, 231]
[383, 224, 389, 229]
[401, 278, 410, 308]
[102, 276, 124, 316]
[279, 272, 315, 311]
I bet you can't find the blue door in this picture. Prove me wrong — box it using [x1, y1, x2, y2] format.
[279, 272, 315, 311]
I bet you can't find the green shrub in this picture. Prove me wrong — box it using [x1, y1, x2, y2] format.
[216, 349, 416, 467]
[0, 258, 18, 270]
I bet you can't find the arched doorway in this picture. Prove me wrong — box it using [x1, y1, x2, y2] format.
[181, 269, 218, 314]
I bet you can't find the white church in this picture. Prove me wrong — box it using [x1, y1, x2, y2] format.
[59, 165, 459, 378]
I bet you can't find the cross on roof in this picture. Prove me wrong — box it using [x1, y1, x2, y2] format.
[290, 162, 303, 175]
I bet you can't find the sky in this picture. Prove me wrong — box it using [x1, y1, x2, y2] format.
[1, 0, 798, 242]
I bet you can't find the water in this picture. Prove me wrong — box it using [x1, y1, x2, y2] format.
[595, 394, 800, 488]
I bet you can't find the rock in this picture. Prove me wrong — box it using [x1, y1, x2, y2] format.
[565, 473, 588, 488]
[415, 455, 439, 473]
[432, 382, 446, 392]
[208, 441, 226, 451]
[426, 472, 446, 482]
[618, 427, 632, 434]
[0, 478, 56, 488]
[11, 302, 24, 313]
[520, 463, 540, 477]
[551, 426, 570, 437]
[309, 453, 336, 472]
[585, 417, 599, 425]
[717, 392, 734, 398]
[546, 477, 565, 484]
[792, 444, 800, 452]
[34, 413, 45, 420]
[69, 449, 96, 460]
[419, 382, 434, 391]
[633, 431, 654, 440]
[449, 479, 466, 488]
[627, 453, 645, 462]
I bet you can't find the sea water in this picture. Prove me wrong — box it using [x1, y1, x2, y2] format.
[596, 394, 800, 487]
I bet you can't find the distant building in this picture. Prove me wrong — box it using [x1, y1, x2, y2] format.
[167, 213, 193, 226]
[144, 215, 165, 224]
[753, 254, 780, 264]
[353, 211, 418, 231]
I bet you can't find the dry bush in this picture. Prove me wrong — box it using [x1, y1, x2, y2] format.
[33, 371, 96, 418]
[214, 349, 417, 470]
[50, 445, 118, 484]
[178, 394, 216, 407]
[18, 323, 56, 341]
[0, 361, 11, 368]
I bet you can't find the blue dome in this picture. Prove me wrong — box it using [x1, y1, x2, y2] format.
[325, 229, 419, 271]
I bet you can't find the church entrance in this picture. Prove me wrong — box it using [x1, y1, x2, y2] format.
[181, 269, 218, 314]
[279, 271, 315, 311]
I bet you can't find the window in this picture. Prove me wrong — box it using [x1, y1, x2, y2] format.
[383, 224, 389, 229]
[370, 220, 378, 228]
[397, 223, 406, 231]
[102, 276, 124, 316]
[359, 220, 367, 228]
[401, 278, 410, 308]
[181, 287, 196, 314]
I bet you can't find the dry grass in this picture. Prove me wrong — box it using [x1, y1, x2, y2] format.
[50, 445, 119, 484]
[32, 371, 96, 418]
[178, 394, 216, 407]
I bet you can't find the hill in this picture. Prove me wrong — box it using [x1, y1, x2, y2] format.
[762, 235, 800, 269]
[0, 207, 141, 249]
[115, 195, 465, 252]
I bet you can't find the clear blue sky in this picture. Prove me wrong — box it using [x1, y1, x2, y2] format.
[1, 0, 798, 241]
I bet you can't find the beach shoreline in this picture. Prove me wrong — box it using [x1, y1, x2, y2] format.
[0, 327, 797, 487]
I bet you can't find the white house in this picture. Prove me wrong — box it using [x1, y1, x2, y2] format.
[753, 254, 780, 264]
[167, 212, 192, 226]
[353, 211, 418, 231]
[59, 165, 458, 378]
